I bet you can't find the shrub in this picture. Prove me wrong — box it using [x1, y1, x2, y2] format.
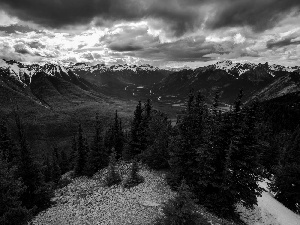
[123, 160, 144, 189]
[154, 179, 210, 225]
[103, 151, 121, 187]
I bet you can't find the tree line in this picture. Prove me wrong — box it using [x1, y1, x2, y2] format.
[1, 89, 299, 224]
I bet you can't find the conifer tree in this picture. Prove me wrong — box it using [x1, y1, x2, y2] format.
[223, 100, 263, 215]
[195, 91, 263, 217]
[167, 91, 208, 190]
[74, 124, 87, 176]
[155, 179, 210, 225]
[85, 114, 108, 176]
[104, 111, 124, 159]
[0, 155, 30, 225]
[0, 121, 17, 163]
[129, 101, 143, 157]
[270, 126, 300, 212]
[123, 159, 144, 188]
[114, 111, 124, 159]
[13, 111, 52, 211]
[42, 156, 52, 183]
[104, 149, 121, 187]
[139, 99, 152, 153]
[70, 134, 77, 170]
[212, 89, 221, 116]
[141, 111, 171, 170]
[60, 149, 69, 174]
[51, 148, 61, 185]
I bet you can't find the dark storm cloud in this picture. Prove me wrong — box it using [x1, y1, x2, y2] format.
[0, 0, 208, 36]
[1, 0, 299, 37]
[28, 41, 46, 49]
[14, 43, 32, 54]
[0, 0, 142, 27]
[125, 37, 230, 62]
[0, 24, 37, 33]
[267, 36, 300, 49]
[109, 43, 143, 52]
[208, 0, 300, 32]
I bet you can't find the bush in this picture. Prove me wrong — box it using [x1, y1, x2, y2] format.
[154, 179, 210, 225]
[103, 151, 121, 187]
[123, 160, 144, 189]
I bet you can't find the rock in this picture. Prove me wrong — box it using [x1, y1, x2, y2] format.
[140, 200, 160, 207]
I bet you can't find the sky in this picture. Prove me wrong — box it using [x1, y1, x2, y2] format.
[0, 0, 300, 68]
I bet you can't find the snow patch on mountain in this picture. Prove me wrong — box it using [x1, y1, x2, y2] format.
[69, 63, 161, 73]
[212, 60, 299, 76]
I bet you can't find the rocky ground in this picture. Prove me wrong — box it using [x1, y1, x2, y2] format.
[31, 162, 241, 225]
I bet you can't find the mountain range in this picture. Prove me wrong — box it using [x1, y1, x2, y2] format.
[1, 58, 299, 154]
[157, 60, 300, 103]
[1, 59, 299, 106]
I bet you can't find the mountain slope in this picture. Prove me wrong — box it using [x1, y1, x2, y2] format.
[156, 60, 300, 103]
[250, 72, 300, 101]
[69, 63, 170, 87]
[0, 59, 137, 156]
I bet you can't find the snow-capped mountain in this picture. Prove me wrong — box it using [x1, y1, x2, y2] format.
[68, 63, 171, 88]
[69, 63, 161, 73]
[211, 60, 299, 77]
[1, 59, 299, 104]
[156, 60, 300, 103]
[0, 59, 78, 86]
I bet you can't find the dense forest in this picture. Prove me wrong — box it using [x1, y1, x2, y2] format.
[1, 89, 300, 224]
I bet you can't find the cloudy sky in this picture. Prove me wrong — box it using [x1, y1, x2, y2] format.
[0, 0, 300, 68]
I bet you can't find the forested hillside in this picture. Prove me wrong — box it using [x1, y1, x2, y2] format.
[2, 88, 299, 224]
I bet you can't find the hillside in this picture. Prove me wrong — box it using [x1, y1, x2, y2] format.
[155, 60, 299, 103]
[31, 163, 238, 225]
[1, 58, 299, 154]
[0, 59, 136, 156]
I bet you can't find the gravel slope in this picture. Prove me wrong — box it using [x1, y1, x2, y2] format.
[31, 163, 175, 225]
[237, 180, 300, 225]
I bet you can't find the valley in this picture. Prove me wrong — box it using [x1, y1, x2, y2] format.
[1, 58, 300, 155]
[1, 58, 300, 225]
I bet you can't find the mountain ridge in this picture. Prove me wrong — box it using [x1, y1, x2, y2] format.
[1, 58, 300, 104]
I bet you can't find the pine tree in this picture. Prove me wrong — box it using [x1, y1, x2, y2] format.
[114, 111, 124, 159]
[270, 164, 300, 213]
[60, 149, 69, 174]
[85, 114, 108, 177]
[155, 179, 210, 225]
[167, 91, 207, 190]
[223, 101, 263, 215]
[70, 135, 77, 170]
[74, 124, 87, 177]
[212, 89, 221, 116]
[129, 101, 143, 157]
[42, 156, 52, 183]
[51, 148, 61, 185]
[0, 121, 17, 164]
[104, 111, 124, 159]
[270, 126, 300, 212]
[195, 91, 264, 217]
[141, 111, 171, 170]
[0, 155, 30, 225]
[123, 159, 144, 188]
[13, 111, 52, 211]
[139, 99, 152, 153]
[104, 149, 121, 187]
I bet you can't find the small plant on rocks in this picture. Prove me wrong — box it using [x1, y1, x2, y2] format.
[123, 159, 144, 189]
[154, 179, 210, 225]
[103, 150, 121, 187]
